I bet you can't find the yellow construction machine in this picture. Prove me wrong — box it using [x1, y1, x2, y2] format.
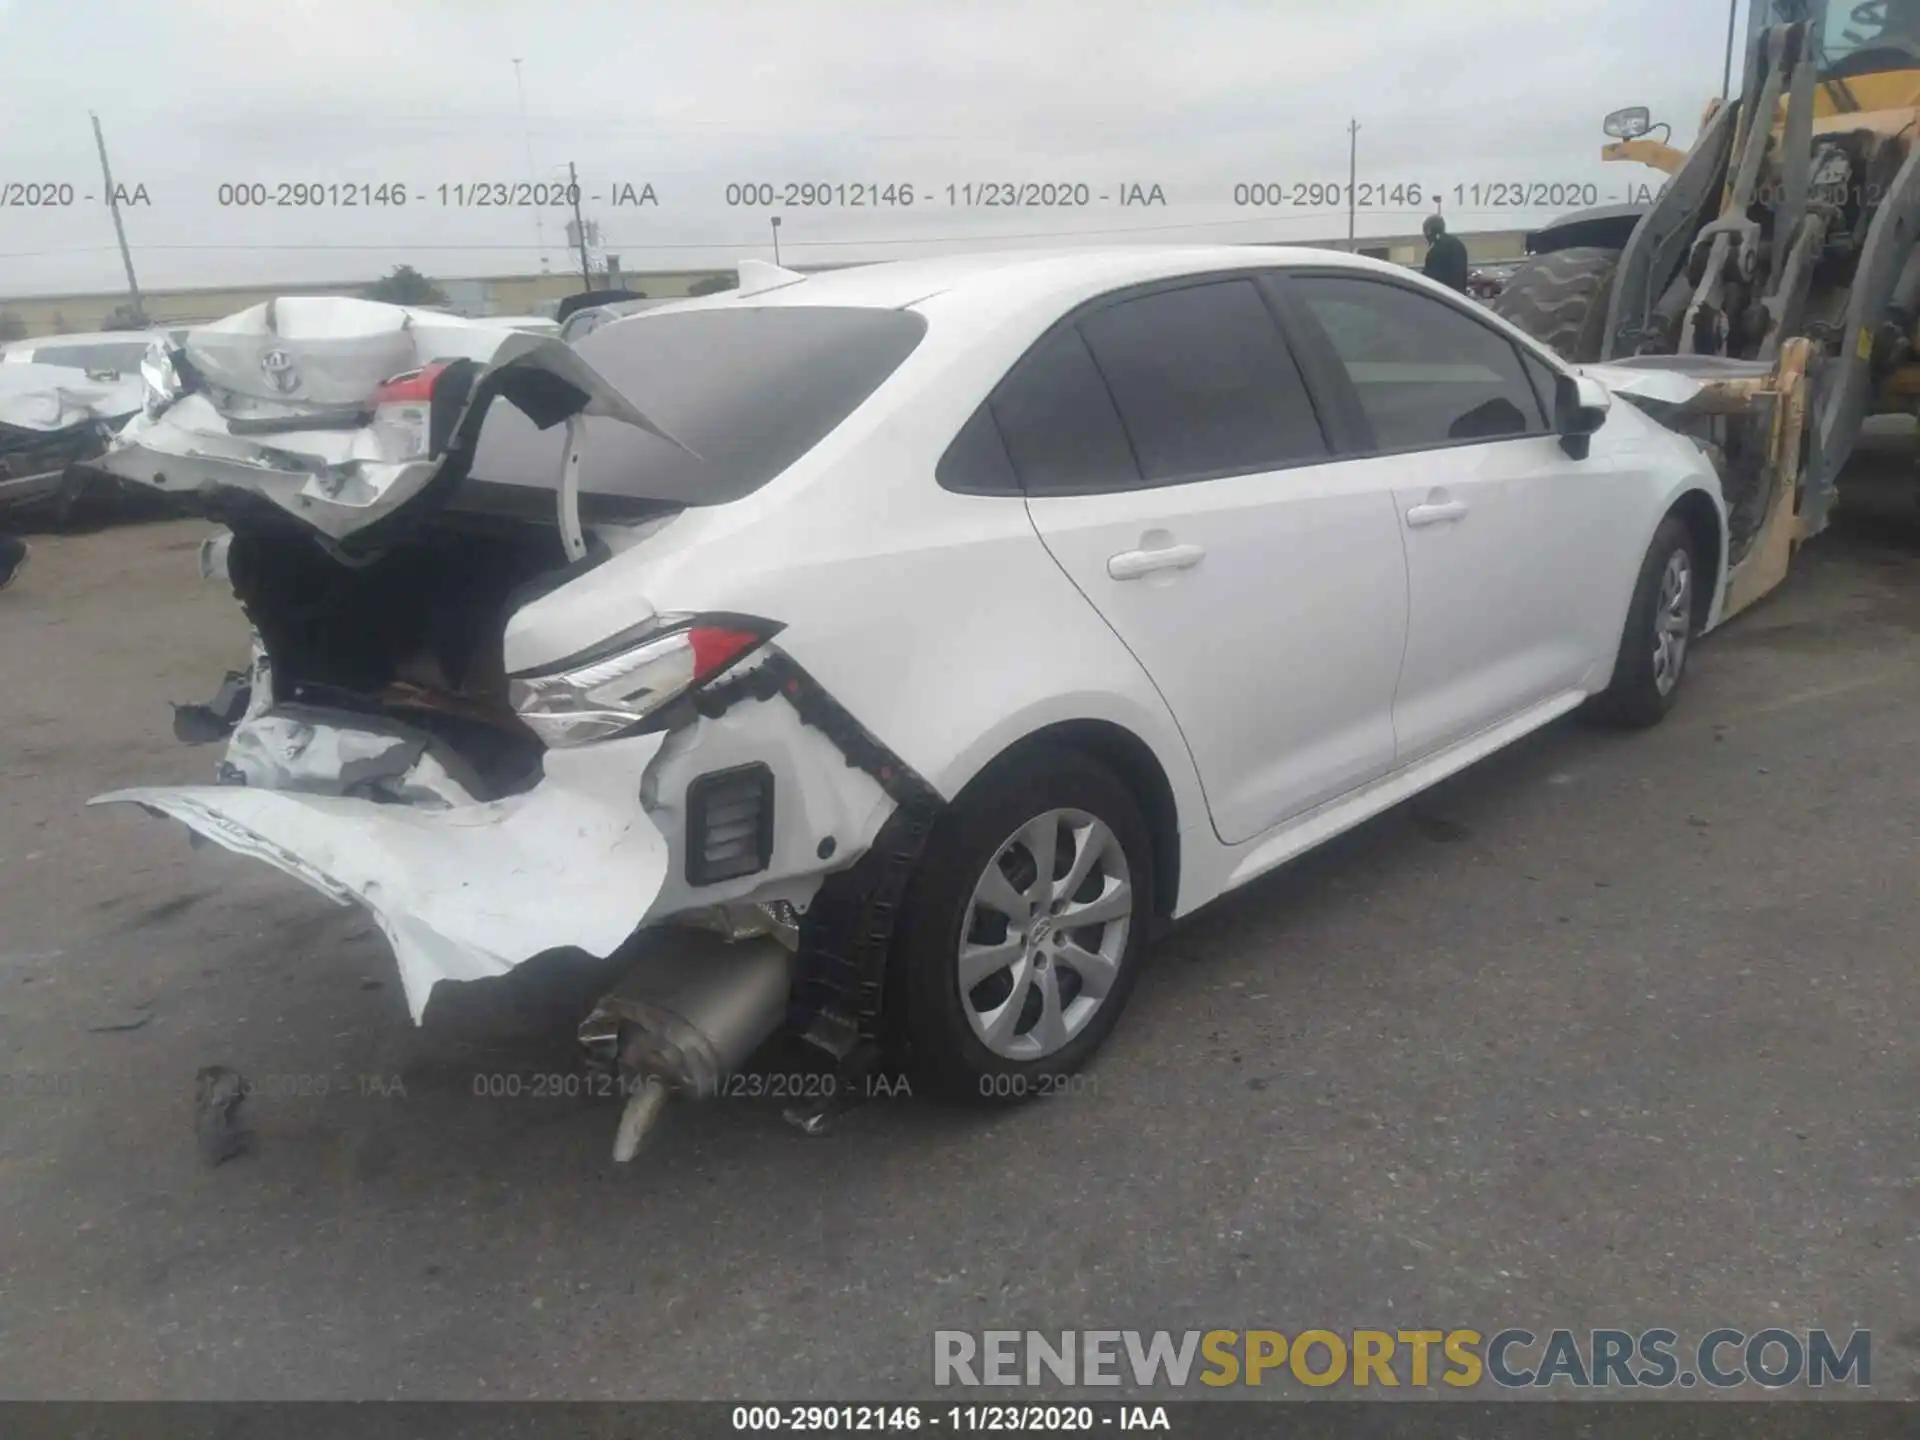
[1494, 0, 1920, 618]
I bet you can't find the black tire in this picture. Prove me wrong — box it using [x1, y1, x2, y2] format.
[888, 744, 1154, 1104]
[1492, 246, 1622, 362]
[1588, 515, 1699, 729]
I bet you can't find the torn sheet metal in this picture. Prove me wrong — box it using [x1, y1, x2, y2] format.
[1581, 355, 1785, 411]
[219, 709, 485, 809]
[89, 733, 672, 1023]
[95, 295, 691, 541]
[198, 530, 233, 583]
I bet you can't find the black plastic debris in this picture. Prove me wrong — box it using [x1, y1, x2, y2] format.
[193, 1064, 251, 1166]
[170, 670, 253, 745]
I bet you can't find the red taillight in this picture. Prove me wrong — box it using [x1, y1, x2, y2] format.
[374, 361, 450, 406]
[689, 625, 769, 682]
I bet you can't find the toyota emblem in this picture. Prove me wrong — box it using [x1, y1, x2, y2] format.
[260, 347, 299, 394]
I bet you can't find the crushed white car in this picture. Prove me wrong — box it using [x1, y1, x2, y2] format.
[94, 249, 1750, 1159]
[0, 361, 144, 514]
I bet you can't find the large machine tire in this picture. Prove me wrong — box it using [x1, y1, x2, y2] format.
[1492, 246, 1622, 362]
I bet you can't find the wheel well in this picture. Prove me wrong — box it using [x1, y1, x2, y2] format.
[986, 719, 1181, 923]
[1668, 489, 1724, 627]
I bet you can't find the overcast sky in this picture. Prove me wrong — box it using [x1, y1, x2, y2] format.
[0, 0, 1736, 299]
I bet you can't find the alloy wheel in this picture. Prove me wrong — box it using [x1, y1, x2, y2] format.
[1652, 548, 1692, 696]
[956, 808, 1134, 1061]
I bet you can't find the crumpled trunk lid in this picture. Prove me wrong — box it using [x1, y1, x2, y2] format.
[94, 295, 686, 542]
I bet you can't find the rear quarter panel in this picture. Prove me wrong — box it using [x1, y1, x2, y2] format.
[507, 321, 1210, 889]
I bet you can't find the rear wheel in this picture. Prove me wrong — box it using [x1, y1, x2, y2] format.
[889, 745, 1152, 1104]
[1492, 246, 1622, 362]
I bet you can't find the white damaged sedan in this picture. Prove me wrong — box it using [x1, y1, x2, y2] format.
[93, 248, 1729, 1153]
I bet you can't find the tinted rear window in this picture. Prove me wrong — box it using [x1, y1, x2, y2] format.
[469, 306, 927, 504]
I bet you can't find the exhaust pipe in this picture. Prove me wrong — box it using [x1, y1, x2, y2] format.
[578, 926, 792, 1163]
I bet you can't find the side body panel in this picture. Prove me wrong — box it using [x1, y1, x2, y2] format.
[1027, 461, 1409, 844]
[1386, 435, 1627, 764]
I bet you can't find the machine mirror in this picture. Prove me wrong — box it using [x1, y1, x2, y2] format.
[1604, 106, 1653, 140]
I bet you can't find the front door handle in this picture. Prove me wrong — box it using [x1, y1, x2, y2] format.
[1107, 543, 1206, 580]
[1405, 499, 1469, 528]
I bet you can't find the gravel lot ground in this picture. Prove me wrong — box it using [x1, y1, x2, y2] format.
[0, 481, 1915, 1401]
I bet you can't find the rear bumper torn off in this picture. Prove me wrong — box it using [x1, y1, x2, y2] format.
[90, 735, 673, 1022]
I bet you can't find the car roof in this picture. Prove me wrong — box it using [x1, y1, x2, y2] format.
[661, 245, 1414, 315]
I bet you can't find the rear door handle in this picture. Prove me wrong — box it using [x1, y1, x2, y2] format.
[1405, 500, 1469, 528]
[1107, 543, 1206, 580]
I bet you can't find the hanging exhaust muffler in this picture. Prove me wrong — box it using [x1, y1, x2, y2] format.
[577, 920, 794, 1163]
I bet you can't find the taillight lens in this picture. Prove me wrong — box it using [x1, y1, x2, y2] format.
[507, 617, 776, 748]
[369, 361, 450, 460]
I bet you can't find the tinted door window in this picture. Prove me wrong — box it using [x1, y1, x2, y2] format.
[1077, 279, 1328, 483]
[988, 326, 1140, 494]
[1517, 347, 1562, 428]
[1292, 276, 1549, 450]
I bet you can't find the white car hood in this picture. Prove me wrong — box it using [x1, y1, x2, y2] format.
[0, 361, 143, 433]
[91, 735, 672, 1023]
[94, 295, 688, 540]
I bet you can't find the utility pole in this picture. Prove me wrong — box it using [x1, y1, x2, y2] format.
[1346, 119, 1360, 251]
[568, 161, 591, 288]
[90, 112, 145, 325]
[770, 215, 783, 266]
[1721, 0, 1739, 100]
[512, 60, 550, 272]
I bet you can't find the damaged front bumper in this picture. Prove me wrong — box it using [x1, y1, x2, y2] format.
[1584, 336, 1820, 620]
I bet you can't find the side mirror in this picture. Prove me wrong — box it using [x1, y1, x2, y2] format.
[1603, 105, 1653, 140]
[1554, 372, 1610, 459]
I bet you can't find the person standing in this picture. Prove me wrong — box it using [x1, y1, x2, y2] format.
[0, 533, 28, 591]
[1422, 213, 1470, 293]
